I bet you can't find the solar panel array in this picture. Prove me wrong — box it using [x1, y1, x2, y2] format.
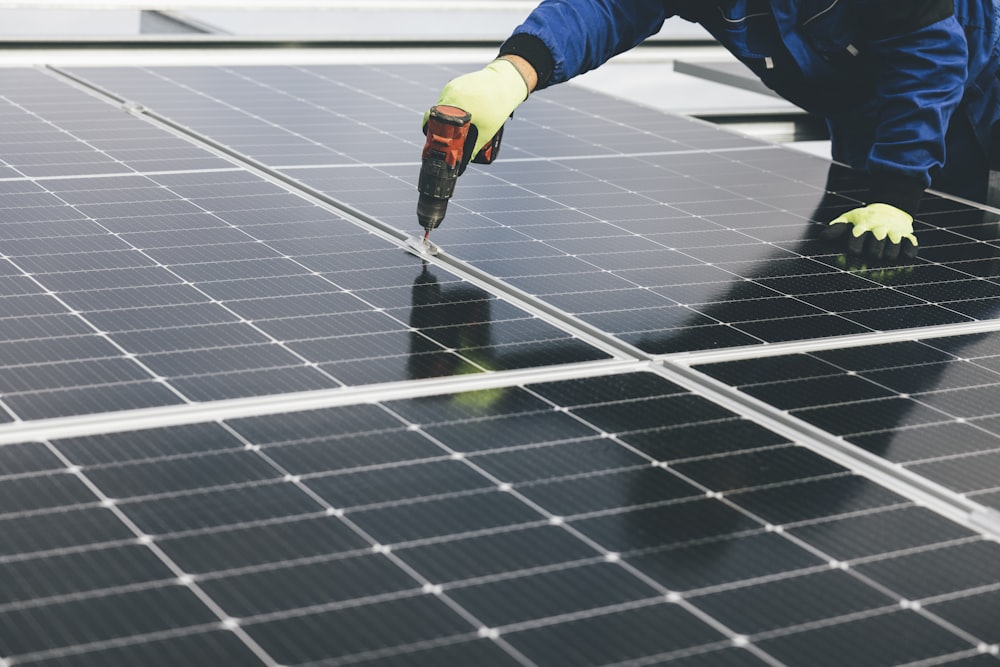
[0, 63, 998, 666]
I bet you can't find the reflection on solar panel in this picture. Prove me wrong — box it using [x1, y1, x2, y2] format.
[1, 63, 999, 665]
[68, 65, 1000, 353]
[0, 71, 609, 421]
[697, 333, 1000, 511]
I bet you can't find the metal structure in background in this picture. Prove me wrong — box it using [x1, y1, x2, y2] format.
[0, 2, 713, 45]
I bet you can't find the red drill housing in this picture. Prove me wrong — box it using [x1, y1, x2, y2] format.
[417, 104, 502, 234]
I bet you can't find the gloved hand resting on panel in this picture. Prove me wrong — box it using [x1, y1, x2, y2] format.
[821, 203, 919, 261]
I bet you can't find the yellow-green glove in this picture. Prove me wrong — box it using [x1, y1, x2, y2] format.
[424, 58, 529, 159]
[821, 203, 918, 260]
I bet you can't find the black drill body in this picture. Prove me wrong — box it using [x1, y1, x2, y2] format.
[417, 104, 502, 240]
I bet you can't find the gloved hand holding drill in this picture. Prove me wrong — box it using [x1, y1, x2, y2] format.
[415, 56, 535, 242]
[418, 1, 1000, 263]
[425, 57, 533, 161]
[425, 56, 925, 262]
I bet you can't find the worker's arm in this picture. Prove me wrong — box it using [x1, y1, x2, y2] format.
[426, 0, 669, 157]
[500, 55, 539, 94]
[824, 0, 966, 260]
[863, 0, 965, 214]
[498, 0, 671, 89]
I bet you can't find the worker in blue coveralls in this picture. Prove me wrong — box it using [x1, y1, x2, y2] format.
[427, 0, 1000, 261]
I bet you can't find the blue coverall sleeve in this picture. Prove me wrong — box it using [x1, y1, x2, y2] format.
[865, 15, 968, 201]
[509, 0, 672, 85]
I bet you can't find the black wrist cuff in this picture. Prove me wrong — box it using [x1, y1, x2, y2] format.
[868, 171, 925, 216]
[499, 33, 555, 90]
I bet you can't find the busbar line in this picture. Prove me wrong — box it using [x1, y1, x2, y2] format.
[0, 359, 644, 446]
[268, 144, 785, 171]
[663, 318, 1000, 366]
[0, 167, 245, 183]
[651, 360, 1000, 543]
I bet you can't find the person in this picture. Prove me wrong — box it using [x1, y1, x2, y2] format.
[426, 0, 1000, 261]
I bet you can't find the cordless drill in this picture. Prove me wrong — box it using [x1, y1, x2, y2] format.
[417, 104, 502, 242]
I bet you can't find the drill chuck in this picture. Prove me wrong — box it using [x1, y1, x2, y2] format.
[416, 194, 449, 231]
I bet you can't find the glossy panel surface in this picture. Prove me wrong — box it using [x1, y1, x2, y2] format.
[2, 372, 992, 665]
[66, 65, 1000, 354]
[0, 71, 607, 419]
[699, 332, 1000, 510]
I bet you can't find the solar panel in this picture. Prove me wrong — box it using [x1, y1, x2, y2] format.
[0, 72, 610, 421]
[4, 370, 997, 667]
[1, 62, 999, 666]
[65, 65, 1000, 355]
[672, 60, 783, 99]
[696, 332, 1000, 512]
